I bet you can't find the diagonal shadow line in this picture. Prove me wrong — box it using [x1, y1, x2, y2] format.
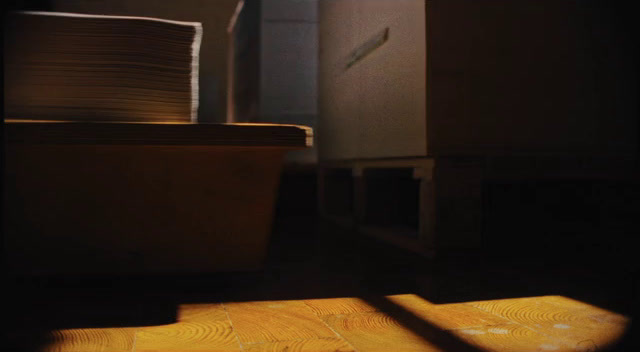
[361, 295, 486, 352]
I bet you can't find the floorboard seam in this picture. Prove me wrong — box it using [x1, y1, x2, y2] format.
[301, 301, 360, 352]
[131, 328, 139, 352]
[221, 302, 245, 351]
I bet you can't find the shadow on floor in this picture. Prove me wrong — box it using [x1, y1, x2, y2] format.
[5, 170, 639, 351]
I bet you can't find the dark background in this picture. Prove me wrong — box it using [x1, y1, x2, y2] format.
[2, 1, 639, 351]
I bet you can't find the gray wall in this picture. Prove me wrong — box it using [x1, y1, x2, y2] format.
[227, 0, 318, 163]
[260, 0, 317, 125]
[260, 0, 318, 163]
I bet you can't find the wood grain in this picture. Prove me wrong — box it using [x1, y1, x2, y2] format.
[532, 319, 628, 351]
[521, 296, 628, 350]
[243, 338, 355, 352]
[467, 296, 582, 325]
[43, 328, 136, 352]
[135, 303, 240, 352]
[177, 303, 230, 322]
[224, 300, 338, 344]
[303, 297, 378, 316]
[539, 295, 629, 320]
[449, 323, 573, 352]
[11, 295, 631, 351]
[465, 296, 630, 351]
[468, 297, 608, 326]
[387, 294, 511, 330]
[321, 311, 443, 352]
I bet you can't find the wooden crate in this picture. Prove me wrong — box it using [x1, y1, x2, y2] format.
[3, 121, 311, 275]
[318, 0, 636, 159]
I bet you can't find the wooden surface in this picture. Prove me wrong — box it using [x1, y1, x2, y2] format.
[4, 120, 313, 147]
[4, 143, 290, 274]
[135, 304, 239, 352]
[23, 295, 630, 351]
[225, 300, 337, 343]
[3, 120, 312, 274]
[45, 328, 137, 352]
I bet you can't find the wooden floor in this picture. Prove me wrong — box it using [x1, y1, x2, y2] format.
[6, 294, 631, 352]
[5, 171, 638, 351]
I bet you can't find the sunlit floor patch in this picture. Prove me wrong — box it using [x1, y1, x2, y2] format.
[36, 295, 629, 352]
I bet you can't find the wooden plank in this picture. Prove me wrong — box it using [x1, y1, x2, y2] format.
[387, 294, 511, 330]
[540, 295, 630, 319]
[449, 323, 573, 352]
[467, 296, 597, 326]
[517, 296, 629, 350]
[135, 303, 241, 352]
[224, 300, 338, 344]
[304, 297, 378, 316]
[42, 328, 136, 352]
[466, 296, 631, 351]
[177, 303, 231, 322]
[422, 303, 511, 330]
[8, 295, 631, 351]
[321, 311, 443, 352]
[242, 338, 354, 352]
[531, 318, 628, 351]
[5, 120, 312, 148]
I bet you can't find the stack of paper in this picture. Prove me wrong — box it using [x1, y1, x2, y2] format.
[4, 11, 202, 122]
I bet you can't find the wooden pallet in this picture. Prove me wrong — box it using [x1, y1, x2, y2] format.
[319, 155, 638, 258]
[319, 157, 486, 258]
